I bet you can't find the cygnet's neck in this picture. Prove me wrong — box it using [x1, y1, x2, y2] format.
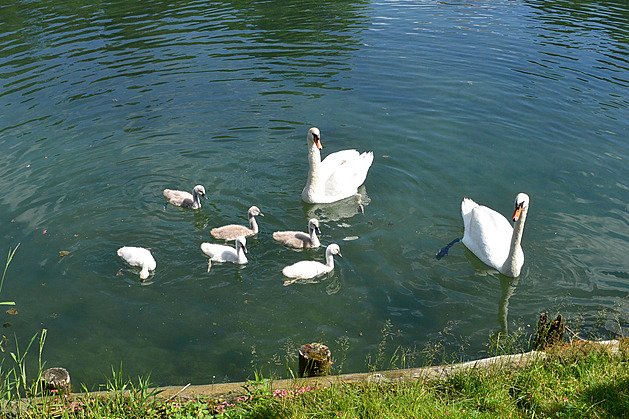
[192, 190, 202, 208]
[236, 244, 248, 264]
[502, 205, 528, 277]
[309, 226, 320, 247]
[325, 249, 335, 268]
[140, 264, 150, 280]
[248, 214, 259, 234]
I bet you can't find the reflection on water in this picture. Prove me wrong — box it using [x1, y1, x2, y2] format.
[498, 277, 519, 335]
[1, 0, 628, 387]
[304, 186, 371, 223]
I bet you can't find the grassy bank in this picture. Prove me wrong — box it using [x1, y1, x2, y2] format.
[2, 338, 626, 418]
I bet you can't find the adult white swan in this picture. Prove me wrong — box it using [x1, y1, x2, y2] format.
[282, 243, 342, 285]
[201, 236, 248, 272]
[301, 127, 373, 204]
[117, 246, 156, 280]
[461, 193, 530, 277]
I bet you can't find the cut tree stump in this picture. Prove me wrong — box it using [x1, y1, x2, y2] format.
[40, 367, 71, 393]
[298, 343, 331, 378]
[534, 312, 566, 350]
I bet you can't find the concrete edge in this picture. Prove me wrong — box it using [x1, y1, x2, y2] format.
[149, 339, 622, 401]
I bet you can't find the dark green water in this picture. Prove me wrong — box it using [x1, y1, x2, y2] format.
[1, 0, 628, 387]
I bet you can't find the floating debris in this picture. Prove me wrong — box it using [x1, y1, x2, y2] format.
[59, 251, 70, 257]
[6, 308, 17, 316]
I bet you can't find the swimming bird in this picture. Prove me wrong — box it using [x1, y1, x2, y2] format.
[210, 206, 263, 240]
[282, 243, 342, 285]
[461, 193, 530, 277]
[163, 185, 207, 210]
[201, 236, 248, 272]
[273, 218, 321, 249]
[301, 127, 374, 204]
[116, 246, 156, 280]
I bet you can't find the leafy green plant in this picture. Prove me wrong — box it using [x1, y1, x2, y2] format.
[9, 329, 47, 400]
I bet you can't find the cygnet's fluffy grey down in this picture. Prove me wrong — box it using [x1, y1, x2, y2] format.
[163, 185, 207, 209]
[117, 246, 156, 280]
[273, 218, 321, 249]
[282, 243, 342, 285]
[210, 206, 263, 240]
[200, 236, 248, 272]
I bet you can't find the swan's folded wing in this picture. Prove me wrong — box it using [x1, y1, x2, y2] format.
[164, 189, 195, 207]
[463, 206, 513, 269]
[282, 260, 325, 279]
[324, 151, 374, 198]
[211, 225, 251, 240]
[320, 149, 361, 173]
[202, 243, 237, 262]
[164, 189, 188, 200]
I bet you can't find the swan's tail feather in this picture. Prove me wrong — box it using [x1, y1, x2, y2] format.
[461, 198, 479, 216]
[435, 238, 461, 260]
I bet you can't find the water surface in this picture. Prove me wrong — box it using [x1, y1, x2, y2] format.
[1, 0, 628, 387]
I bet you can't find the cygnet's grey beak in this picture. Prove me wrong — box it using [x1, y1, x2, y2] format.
[315, 226, 321, 235]
[203, 194, 208, 200]
[338, 251, 343, 258]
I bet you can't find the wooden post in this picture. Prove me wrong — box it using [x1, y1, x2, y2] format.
[298, 343, 331, 377]
[40, 367, 71, 393]
[534, 312, 566, 350]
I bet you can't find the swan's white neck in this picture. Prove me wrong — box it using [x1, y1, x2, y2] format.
[502, 205, 528, 277]
[309, 226, 320, 247]
[303, 141, 322, 201]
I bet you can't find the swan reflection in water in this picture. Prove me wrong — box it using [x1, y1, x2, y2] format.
[304, 186, 370, 223]
[498, 276, 519, 335]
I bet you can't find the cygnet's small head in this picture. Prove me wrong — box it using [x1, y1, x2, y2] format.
[248, 206, 263, 217]
[307, 127, 322, 150]
[512, 193, 530, 222]
[327, 243, 342, 258]
[139, 268, 150, 280]
[194, 185, 208, 199]
[308, 218, 321, 235]
[235, 236, 248, 253]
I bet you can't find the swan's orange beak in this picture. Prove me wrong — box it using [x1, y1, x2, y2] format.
[313, 135, 322, 150]
[512, 205, 523, 222]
